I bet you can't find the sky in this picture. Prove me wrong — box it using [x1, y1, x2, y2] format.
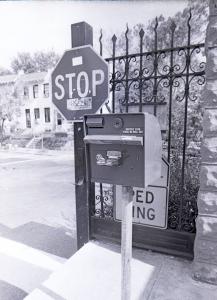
[0, 0, 188, 70]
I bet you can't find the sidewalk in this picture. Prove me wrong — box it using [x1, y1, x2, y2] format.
[0, 237, 66, 300]
[24, 240, 217, 300]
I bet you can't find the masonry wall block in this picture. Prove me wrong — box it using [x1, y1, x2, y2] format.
[197, 191, 217, 215]
[193, 0, 217, 285]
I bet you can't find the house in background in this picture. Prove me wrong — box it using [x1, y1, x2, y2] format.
[0, 71, 71, 135]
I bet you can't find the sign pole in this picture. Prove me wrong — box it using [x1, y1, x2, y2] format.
[121, 185, 133, 300]
[71, 22, 93, 250]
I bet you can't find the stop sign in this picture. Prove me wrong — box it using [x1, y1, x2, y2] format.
[51, 45, 109, 121]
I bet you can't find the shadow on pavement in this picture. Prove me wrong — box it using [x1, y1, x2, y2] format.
[0, 280, 28, 300]
[0, 223, 10, 236]
[1, 222, 77, 259]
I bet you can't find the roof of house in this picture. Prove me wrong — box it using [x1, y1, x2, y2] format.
[0, 71, 49, 85]
[19, 71, 48, 83]
[0, 74, 17, 85]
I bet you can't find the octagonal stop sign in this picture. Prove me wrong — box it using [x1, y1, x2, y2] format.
[51, 45, 109, 121]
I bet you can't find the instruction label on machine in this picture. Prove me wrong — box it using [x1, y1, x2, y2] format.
[123, 127, 144, 134]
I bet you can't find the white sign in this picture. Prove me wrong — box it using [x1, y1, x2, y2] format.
[115, 186, 168, 229]
[67, 97, 92, 110]
[115, 157, 169, 229]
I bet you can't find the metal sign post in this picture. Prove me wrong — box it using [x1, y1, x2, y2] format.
[121, 185, 133, 300]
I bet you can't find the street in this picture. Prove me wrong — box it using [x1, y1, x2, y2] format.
[0, 149, 76, 299]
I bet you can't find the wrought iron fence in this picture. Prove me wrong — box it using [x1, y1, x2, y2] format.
[93, 10, 206, 233]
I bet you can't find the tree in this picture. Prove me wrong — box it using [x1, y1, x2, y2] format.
[0, 67, 12, 76]
[33, 51, 60, 72]
[11, 50, 60, 74]
[11, 52, 35, 74]
[0, 83, 21, 143]
[99, 0, 208, 112]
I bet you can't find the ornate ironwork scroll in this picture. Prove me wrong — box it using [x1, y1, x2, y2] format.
[93, 10, 206, 232]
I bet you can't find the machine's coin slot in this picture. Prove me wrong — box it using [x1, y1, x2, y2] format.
[86, 117, 104, 128]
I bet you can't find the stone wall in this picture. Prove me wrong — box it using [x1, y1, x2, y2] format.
[193, 0, 217, 285]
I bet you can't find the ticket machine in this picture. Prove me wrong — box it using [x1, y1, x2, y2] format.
[83, 113, 162, 188]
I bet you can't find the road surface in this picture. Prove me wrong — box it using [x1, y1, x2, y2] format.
[0, 149, 76, 299]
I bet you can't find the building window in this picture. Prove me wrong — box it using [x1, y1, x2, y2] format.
[33, 84, 38, 98]
[24, 86, 29, 99]
[44, 107, 50, 123]
[34, 108, 40, 120]
[25, 109, 31, 128]
[43, 83, 49, 98]
[57, 113, 62, 126]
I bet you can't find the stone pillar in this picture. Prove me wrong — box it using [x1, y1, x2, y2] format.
[193, 0, 217, 285]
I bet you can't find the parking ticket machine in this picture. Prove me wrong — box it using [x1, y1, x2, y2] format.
[83, 113, 162, 188]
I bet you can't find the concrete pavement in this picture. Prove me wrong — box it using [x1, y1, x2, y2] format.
[0, 149, 76, 299]
[25, 240, 217, 300]
[0, 236, 66, 300]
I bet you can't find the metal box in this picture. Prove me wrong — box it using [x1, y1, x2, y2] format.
[84, 113, 162, 188]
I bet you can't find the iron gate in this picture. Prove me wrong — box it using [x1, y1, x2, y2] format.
[76, 10, 206, 258]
